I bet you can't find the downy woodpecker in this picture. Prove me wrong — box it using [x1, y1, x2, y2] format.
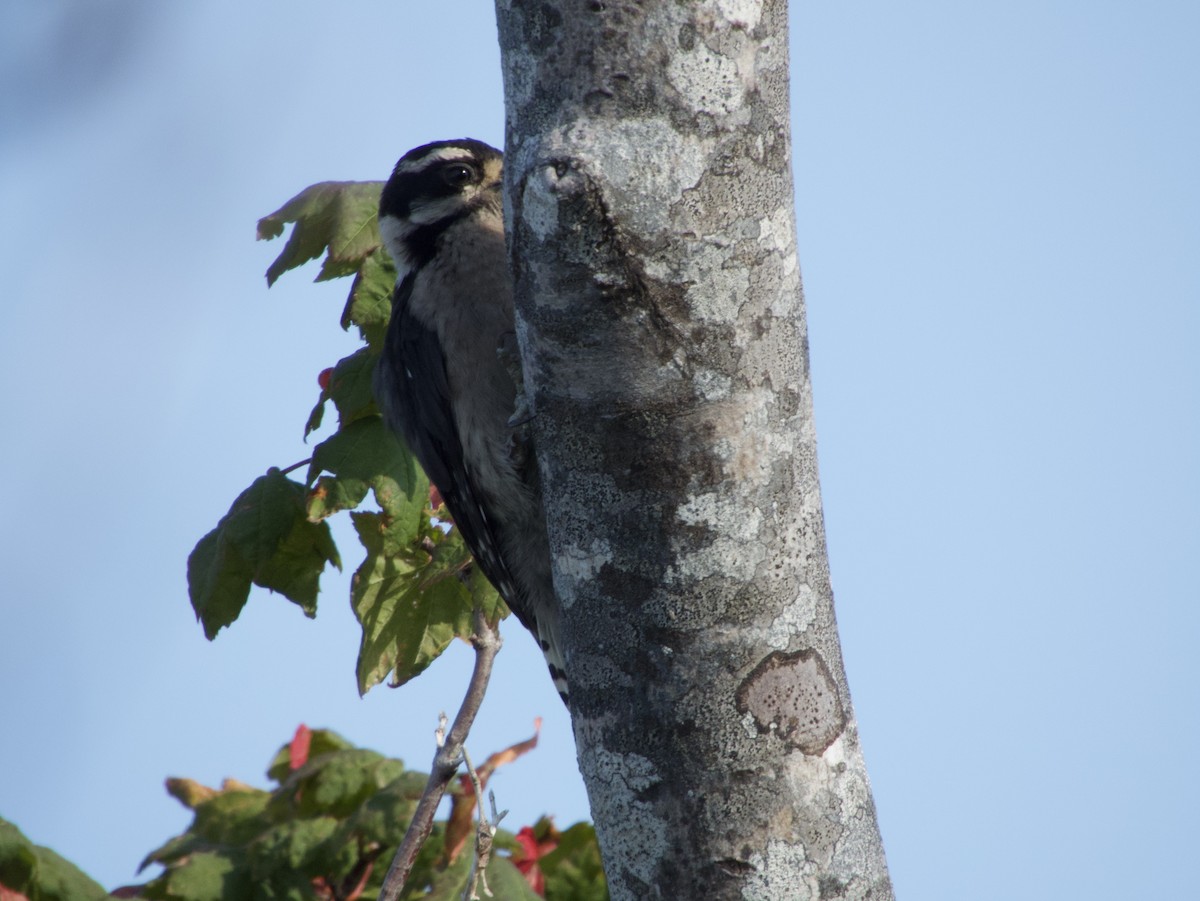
[373, 139, 567, 704]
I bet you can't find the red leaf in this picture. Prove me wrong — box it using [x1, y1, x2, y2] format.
[512, 824, 558, 896]
[317, 368, 333, 391]
[290, 724, 312, 770]
[476, 718, 541, 782]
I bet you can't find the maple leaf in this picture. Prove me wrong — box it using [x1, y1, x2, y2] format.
[164, 777, 217, 809]
[290, 724, 313, 770]
[478, 717, 541, 774]
[512, 824, 559, 897]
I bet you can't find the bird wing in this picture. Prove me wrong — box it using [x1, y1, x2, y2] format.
[378, 273, 522, 608]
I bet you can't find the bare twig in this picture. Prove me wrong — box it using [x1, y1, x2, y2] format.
[460, 747, 508, 900]
[435, 710, 449, 748]
[444, 719, 536, 863]
[378, 609, 503, 901]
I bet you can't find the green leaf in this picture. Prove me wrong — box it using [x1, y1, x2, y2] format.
[245, 816, 343, 880]
[272, 750, 405, 820]
[257, 181, 385, 286]
[540, 823, 609, 901]
[0, 819, 38, 896]
[341, 246, 397, 349]
[310, 752, 402, 816]
[141, 787, 271, 877]
[145, 851, 252, 901]
[303, 394, 325, 440]
[185, 527, 254, 641]
[416, 843, 472, 901]
[392, 824, 449, 901]
[483, 856, 546, 901]
[306, 473, 365, 520]
[133, 729, 595, 901]
[189, 788, 273, 846]
[304, 416, 425, 528]
[0, 817, 110, 901]
[140, 832, 193, 873]
[255, 513, 341, 614]
[188, 470, 341, 638]
[420, 851, 541, 901]
[331, 770, 428, 847]
[266, 728, 354, 784]
[460, 550, 508, 625]
[350, 511, 475, 694]
[309, 347, 379, 435]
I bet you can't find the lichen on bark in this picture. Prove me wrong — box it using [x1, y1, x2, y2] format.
[494, 1, 894, 898]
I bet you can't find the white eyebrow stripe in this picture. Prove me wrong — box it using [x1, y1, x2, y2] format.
[394, 146, 477, 174]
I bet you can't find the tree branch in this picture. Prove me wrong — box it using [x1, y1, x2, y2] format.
[377, 608, 503, 901]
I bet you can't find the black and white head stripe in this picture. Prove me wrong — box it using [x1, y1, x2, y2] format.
[379, 139, 503, 272]
[375, 137, 568, 706]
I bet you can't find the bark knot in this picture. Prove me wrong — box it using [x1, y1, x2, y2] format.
[736, 649, 846, 755]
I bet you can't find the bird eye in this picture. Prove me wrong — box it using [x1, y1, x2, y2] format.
[441, 163, 476, 187]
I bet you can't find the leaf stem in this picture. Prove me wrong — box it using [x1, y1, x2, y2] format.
[278, 457, 313, 476]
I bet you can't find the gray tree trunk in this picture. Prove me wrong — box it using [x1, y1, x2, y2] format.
[493, 2, 893, 898]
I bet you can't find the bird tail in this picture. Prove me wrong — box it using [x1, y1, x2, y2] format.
[532, 608, 569, 708]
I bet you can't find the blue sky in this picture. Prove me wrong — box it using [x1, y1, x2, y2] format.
[1, 2, 1196, 898]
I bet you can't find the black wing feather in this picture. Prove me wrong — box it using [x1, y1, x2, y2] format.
[376, 274, 520, 605]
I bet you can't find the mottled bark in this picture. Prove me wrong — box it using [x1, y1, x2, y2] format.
[493, 2, 892, 899]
